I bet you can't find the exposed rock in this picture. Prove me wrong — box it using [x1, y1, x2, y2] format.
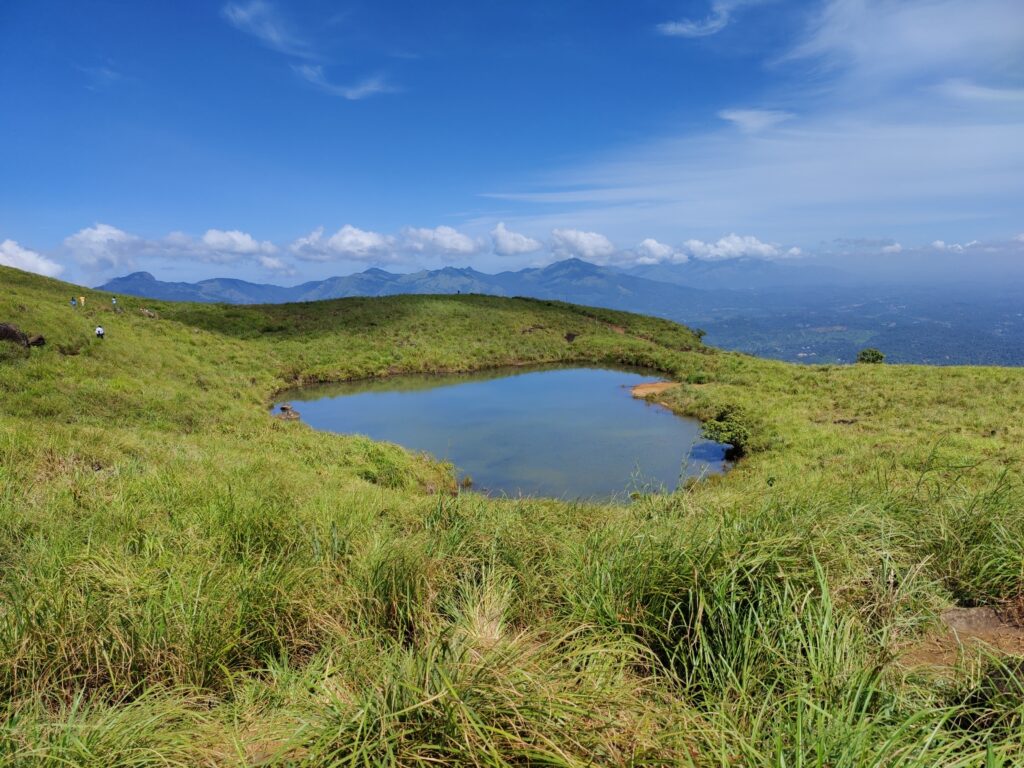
[276, 403, 301, 421]
[27, 335, 45, 347]
[0, 323, 29, 347]
[564, 332, 578, 343]
[139, 308, 159, 319]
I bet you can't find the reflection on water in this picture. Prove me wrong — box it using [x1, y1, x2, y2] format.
[275, 365, 730, 500]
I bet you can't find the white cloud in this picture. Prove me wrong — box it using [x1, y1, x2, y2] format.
[0, 239, 64, 277]
[63, 223, 286, 273]
[485, 117, 1024, 245]
[1016, 233, 1024, 243]
[683, 234, 780, 260]
[258, 255, 294, 274]
[488, 0, 1023, 246]
[292, 65, 394, 101]
[551, 228, 616, 262]
[290, 225, 397, 262]
[64, 223, 141, 270]
[657, 1, 758, 38]
[881, 243, 903, 254]
[786, 0, 1024, 85]
[635, 238, 686, 265]
[223, 2, 395, 101]
[491, 222, 542, 256]
[201, 229, 276, 255]
[289, 227, 327, 257]
[149, 229, 276, 264]
[331, 225, 395, 257]
[718, 109, 793, 133]
[931, 240, 965, 252]
[292, 223, 485, 264]
[222, 1, 312, 58]
[402, 225, 479, 256]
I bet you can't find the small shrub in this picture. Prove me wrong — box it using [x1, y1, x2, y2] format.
[857, 348, 885, 364]
[702, 404, 751, 456]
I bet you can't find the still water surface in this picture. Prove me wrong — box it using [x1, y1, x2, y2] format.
[276, 366, 729, 500]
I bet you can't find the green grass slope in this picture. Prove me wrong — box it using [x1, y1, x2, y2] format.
[1, 264, 1023, 766]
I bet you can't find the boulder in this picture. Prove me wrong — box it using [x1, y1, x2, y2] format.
[0, 323, 29, 347]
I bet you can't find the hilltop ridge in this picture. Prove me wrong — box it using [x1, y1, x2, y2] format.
[98, 257, 1024, 366]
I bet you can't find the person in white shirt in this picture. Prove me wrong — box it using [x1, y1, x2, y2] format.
[95, 326, 105, 339]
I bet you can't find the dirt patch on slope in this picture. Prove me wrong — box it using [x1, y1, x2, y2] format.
[901, 605, 1024, 671]
[631, 382, 679, 399]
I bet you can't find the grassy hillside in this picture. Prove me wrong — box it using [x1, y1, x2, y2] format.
[1, 263, 1023, 766]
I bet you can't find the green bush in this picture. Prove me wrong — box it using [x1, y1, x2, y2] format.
[857, 347, 885, 364]
[701, 404, 752, 455]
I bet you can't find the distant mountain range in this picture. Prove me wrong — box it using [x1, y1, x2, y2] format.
[99, 258, 1024, 367]
[101, 258, 741, 317]
[101, 256, 854, 305]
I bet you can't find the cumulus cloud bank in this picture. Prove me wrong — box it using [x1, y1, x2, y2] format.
[64, 224, 142, 270]
[635, 238, 686, 265]
[290, 225, 397, 262]
[402, 225, 479, 256]
[289, 224, 480, 264]
[0, 239, 64, 277]
[683, 234, 782, 260]
[551, 228, 616, 261]
[491, 222, 542, 256]
[201, 229, 276, 255]
[60, 223, 283, 274]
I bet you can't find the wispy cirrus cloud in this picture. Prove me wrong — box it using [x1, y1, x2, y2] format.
[77, 63, 123, 91]
[935, 78, 1024, 104]
[222, 0, 313, 58]
[718, 109, 794, 132]
[785, 0, 1024, 86]
[222, 1, 397, 101]
[657, 0, 763, 38]
[292, 65, 395, 101]
[490, 0, 1024, 248]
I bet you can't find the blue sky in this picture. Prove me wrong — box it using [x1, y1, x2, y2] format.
[1, 0, 1022, 285]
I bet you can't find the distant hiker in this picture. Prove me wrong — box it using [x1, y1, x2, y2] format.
[79, 295, 86, 308]
[111, 297, 117, 307]
[95, 326, 105, 340]
[70, 297, 77, 308]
